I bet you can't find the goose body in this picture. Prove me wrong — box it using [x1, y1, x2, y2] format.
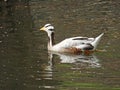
[40, 24, 104, 54]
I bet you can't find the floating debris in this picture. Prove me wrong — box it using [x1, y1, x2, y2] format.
[0, 41, 2, 43]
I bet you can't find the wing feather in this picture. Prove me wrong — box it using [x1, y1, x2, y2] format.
[53, 36, 94, 50]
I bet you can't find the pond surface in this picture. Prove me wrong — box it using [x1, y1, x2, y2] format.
[0, 0, 120, 90]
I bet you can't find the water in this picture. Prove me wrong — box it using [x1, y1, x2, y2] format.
[0, 0, 120, 90]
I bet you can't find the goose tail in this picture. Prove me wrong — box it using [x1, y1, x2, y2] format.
[91, 33, 104, 50]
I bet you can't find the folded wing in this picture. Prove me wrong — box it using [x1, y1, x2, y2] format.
[53, 36, 95, 50]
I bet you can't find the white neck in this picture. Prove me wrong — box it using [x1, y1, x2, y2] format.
[47, 32, 55, 50]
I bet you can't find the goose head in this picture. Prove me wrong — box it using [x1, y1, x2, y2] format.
[40, 24, 54, 37]
[40, 24, 55, 48]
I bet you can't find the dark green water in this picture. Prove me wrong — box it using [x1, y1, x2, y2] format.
[0, 0, 120, 90]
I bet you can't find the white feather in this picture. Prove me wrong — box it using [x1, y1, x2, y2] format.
[52, 36, 94, 51]
[40, 24, 104, 53]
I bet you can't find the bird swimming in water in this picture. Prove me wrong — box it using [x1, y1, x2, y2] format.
[40, 24, 104, 54]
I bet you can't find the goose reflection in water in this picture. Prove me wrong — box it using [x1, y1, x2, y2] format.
[48, 51, 101, 68]
[40, 52, 101, 89]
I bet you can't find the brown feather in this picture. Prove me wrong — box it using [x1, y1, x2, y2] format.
[61, 47, 94, 55]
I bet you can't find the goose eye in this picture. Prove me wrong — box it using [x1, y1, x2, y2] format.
[49, 29, 53, 31]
